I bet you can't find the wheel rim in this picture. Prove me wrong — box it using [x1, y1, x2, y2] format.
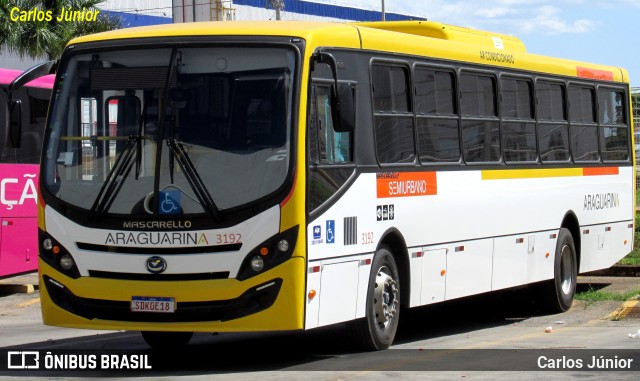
[373, 265, 399, 329]
[559, 244, 574, 295]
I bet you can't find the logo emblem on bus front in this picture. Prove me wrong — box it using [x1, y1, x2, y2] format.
[145, 256, 167, 274]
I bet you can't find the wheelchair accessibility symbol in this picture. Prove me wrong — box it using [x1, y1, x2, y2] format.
[159, 190, 180, 214]
[326, 220, 335, 244]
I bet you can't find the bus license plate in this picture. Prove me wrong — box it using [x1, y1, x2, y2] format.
[131, 297, 175, 313]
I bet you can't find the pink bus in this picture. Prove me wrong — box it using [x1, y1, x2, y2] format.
[0, 68, 53, 278]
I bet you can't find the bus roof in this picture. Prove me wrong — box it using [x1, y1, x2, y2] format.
[66, 20, 628, 84]
[0, 67, 55, 89]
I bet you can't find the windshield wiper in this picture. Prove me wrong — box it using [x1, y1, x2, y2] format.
[90, 135, 140, 215]
[168, 138, 221, 221]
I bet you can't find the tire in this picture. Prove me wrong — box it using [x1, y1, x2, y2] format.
[141, 331, 193, 350]
[352, 247, 401, 351]
[544, 228, 578, 313]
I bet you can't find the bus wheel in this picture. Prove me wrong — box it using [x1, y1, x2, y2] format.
[141, 331, 193, 350]
[353, 247, 400, 351]
[544, 228, 578, 313]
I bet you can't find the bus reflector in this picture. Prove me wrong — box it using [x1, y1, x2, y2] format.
[308, 290, 317, 300]
[550, 233, 557, 239]
[605, 227, 611, 232]
[583, 229, 590, 235]
[516, 238, 524, 244]
[259, 247, 269, 256]
[360, 258, 372, 266]
[545, 253, 550, 258]
[440, 270, 446, 276]
[412, 252, 423, 258]
[52, 246, 60, 254]
[455, 246, 464, 252]
[309, 266, 320, 273]
[624, 240, 628, 245]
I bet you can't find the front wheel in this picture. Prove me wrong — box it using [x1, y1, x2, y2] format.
[543, 228, 578, 313]
[352, 247, 400, 351]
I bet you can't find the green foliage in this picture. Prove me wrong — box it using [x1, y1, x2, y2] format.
[621, 211, 640, 265]
[575, 286, 640, 302]
[0, 0, 121, 60]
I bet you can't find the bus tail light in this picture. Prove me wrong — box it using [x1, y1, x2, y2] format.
[237, 225, 298, 280]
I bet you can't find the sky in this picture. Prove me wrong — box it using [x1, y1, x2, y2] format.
[312, 0, 640, 87]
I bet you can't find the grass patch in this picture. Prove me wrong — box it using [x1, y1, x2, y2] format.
[617, 210, 640, 265]
[575, 286, 640, 302]
[619, 247, 640, 265]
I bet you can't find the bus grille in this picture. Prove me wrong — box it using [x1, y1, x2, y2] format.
[87, 270, 230, 281]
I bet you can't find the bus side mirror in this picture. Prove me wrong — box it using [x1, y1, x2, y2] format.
[332, 82, 355, 133]
[9, 100, 23, 148]
[313, 51, 355, 133]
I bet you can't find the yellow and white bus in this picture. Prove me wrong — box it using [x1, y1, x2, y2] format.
[30, 20, 634, 350]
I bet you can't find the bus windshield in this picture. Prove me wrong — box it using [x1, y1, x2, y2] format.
[44, 46, 295, 215]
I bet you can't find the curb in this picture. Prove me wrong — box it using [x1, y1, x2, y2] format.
[0, 283, 35, 294]
[0, 272, 39, 294]
[605, 299, 640, 321]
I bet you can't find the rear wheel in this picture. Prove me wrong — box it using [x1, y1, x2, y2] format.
[141, 331, 193, 350]
[352, 247, 400, 351]
[543, 228, 577, 313]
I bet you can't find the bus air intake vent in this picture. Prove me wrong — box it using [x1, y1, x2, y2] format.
[88, 270, 230, 281]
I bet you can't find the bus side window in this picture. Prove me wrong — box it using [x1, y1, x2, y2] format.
[371, 63, 415, 164]
[415, 67, 460, 163]
[598, 88, 629, 162]
[501, 77, 537, 163]
[460, 72, 500, 163]
[569, 85, 598, 162]
[537, 81, 569, 162]
[310, 84, 352, 164]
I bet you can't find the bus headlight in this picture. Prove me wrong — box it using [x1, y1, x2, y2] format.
[59, 254, 75, 271]
[250, 256, 265, 272]
[277, 239, 289, 252]
[38, 230, 81, 279]
[237, 225, 298, 280]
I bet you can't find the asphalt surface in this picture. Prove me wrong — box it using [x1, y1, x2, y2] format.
[0, 269, 638, 380]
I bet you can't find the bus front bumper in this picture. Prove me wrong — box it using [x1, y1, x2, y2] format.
[38, 257, 305, 332]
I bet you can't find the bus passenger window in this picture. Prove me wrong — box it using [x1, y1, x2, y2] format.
[415, 68, 460, 164]
[569, 85, 598, 162]
[537, 81, 569, 163]
[598, 89, 629, 161]
[460, 73, 499, 163]
[371, 63, 415, 164]
[538, 124, 570, 162]
[501, 78, 536, 163]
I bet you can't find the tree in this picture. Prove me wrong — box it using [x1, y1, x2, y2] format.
[1, 0, 121, 60]
[0, 1, 19, 48]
